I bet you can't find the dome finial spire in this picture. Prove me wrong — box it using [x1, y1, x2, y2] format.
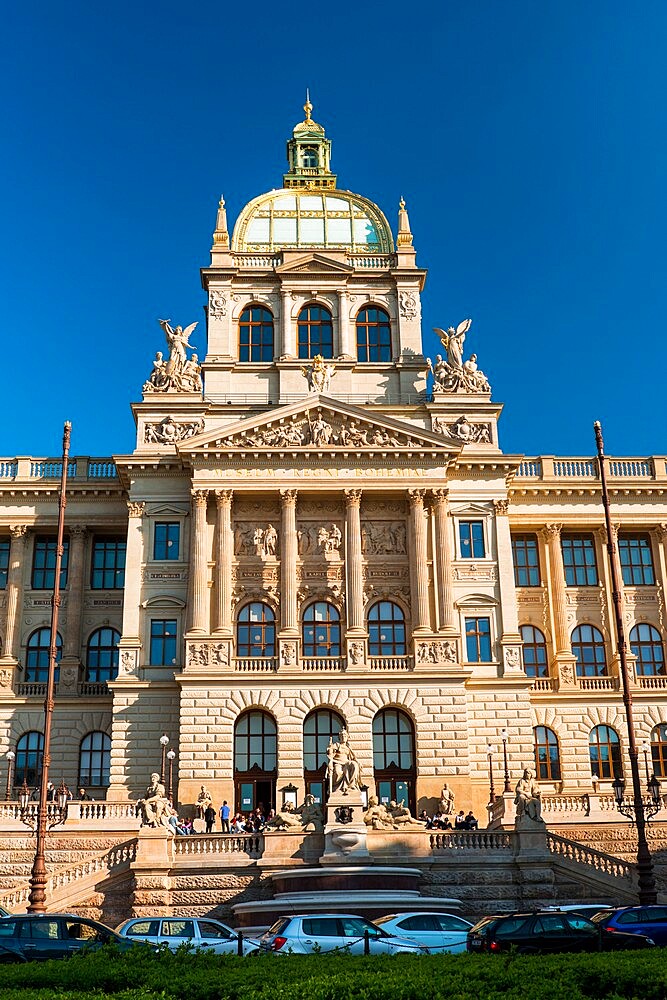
[304, 88, 313, 123]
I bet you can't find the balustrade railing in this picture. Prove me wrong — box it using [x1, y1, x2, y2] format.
[578, 676, 617, 691]
[547, 832, 632, 881]
[429, 830, 513, 851]
[369, 656, 414, 671]
[513, 455, 663, 483]
[77, 682, 110, 697]
[175, 833, 263, 858]
[530, 677, 556, 692]
[0, 457, 118, 483]
[16, 682, 47, 698]
[234, 657, 278, 672]
[638, 674, 667, 689]
[302, 657, 346, 672]
[350, 254, 396, 269]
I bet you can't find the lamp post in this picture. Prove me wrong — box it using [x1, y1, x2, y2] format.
[487, 744, 496, 806]
[501, 729, 511, 793]
[159, 734, 169, 785]
[166, 749, 176, 802]
[5, 751, 15, 801]
[27, 421, 71, 913]
[641, 742, 651, 785]
[595, 420, 659, 904]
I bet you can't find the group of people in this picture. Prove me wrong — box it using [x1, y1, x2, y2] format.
[418, 808, 479, 831]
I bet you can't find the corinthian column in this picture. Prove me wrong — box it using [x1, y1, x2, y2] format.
[338, 288, 352, 358]
[543, 524, 570, 655]
[345, 490, 364, 633]
[63, 526, 87, 660]
[3, 526, 27, 662]
[281, 290, 294, 358]
[280, 490, 298, 633]
[190, 491, 209, 635]
[431, 490, 456, 632]
[408, 489, 431, 633]
[214, 491, 233, 635]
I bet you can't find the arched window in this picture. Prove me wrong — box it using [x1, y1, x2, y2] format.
[356, 307, 391, 363]
[373, 708, 416, 813]
[302, 602, 341, 657]
[236, 603, 275, 658]
[234, 710, 277, 814]
[572, 624, 607, 677]
[16, 731, 43, 788]
[26, 628, 62, 683]
[303, 708, 344, 803]
[79, 732, 111, 787]
[650, 724, 667, 778]
[297, 304, 333, 359]
[589, 724, 622, 780]
[630, 624, 665, 676]
[238, 306, 274, 362]
[520, 625, 549, 678]
[302, 147, 318, 168]
[85, 627, 120, 683]
[534, 726, 561, 781]
[368, 601, 406, 657]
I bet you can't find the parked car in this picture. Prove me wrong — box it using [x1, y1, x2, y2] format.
[0, 913, 131, 961]
[116, 916, 259, 955]
[374, 912, 473, 953]
[591, 906, 667, 946]
[467, 911, 655, 954]
[545, 904, 613, 920]
[258, 914, 428, 954]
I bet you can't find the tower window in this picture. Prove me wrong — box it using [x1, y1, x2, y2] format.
[297, 305, 334, 359]
[238, 307, 274, 362]
[301, 147, 318, 168]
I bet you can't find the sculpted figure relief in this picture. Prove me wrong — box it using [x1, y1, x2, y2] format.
[326, 728, 361, 795]
[143, 320, 202, 394]
[145, 417, 204, 445]
[514, 768, 543, 823]
[439, 784, 455, 815]
[196, 785, 213, 818]
[300, 354, 336, 394]
[361, 522, 406, 556]
[218, 417, 409, 451]
[138, 773, 172, 830]
[318, 523, 342, 554]
[426, 319, 492, 395]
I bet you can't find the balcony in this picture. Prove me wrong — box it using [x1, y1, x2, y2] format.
[15, 681, 110, 698]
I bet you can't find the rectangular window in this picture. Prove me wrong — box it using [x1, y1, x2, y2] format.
[561, 534, 598, 586]
[91, 537, 126, 589]
[154, 523, 180, 561]
[0, 538, 9, 589]
[618, 535, 655, 586]
[465, 617, 492, 662]
[511, 534, 540, 587]
[149, 619, 178, 665]
[459, 521, 485, 559]
[31, 536, 69, 590]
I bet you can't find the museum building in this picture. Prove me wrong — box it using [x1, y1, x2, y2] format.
[1, 101, 666, 821]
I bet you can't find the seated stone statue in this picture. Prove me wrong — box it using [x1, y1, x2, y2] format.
[439, 783, 455, 815]
[514, 768, 543, 823]
[138, 773, 172, 830]
[299, 793, 324, 832]
[196, 785, 212, 819]
[389, 800, 426, 828]
[265, 795, 324, 832]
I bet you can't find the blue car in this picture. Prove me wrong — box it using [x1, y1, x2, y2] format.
[592, 906, 667, 946]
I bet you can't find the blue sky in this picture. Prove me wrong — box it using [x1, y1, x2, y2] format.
[3, 1, 666, 459]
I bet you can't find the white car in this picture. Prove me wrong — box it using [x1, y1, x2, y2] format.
[375, 912, 473, 953]
[258, 914, 428, 955]
[116, 917, 259, 955]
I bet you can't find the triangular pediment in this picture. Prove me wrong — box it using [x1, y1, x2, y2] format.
[274, 252, 354, 276]
[177, 396, 462, 458]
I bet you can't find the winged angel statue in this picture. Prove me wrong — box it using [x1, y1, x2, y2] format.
[143, 319, 203, 393]
[426, 318, 491, 394]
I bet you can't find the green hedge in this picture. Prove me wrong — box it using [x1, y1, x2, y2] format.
[0, 945, 665, 1000]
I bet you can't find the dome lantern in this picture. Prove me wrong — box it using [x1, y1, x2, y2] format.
[283, 92, 337, 190]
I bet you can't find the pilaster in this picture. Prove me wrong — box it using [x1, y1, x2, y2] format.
[345, 489, 365, 637]
[214, 490, 233, 636]
[280, 489, 298, 634]
[408, 489, 431, 633]
[2, 525, 27, 668]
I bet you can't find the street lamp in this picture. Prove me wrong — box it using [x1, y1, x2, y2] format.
[641, 742, 651, 785]
[501, 729, 511, 793]
[486, 744, 496, 806]
[595, 421, 660, 904]
[5, 751, 15, 801]
[17, 778, 68, 831]
[159, 734, 169, 785]
[612, 774, 663, 823]
[166, 749, 176, 802]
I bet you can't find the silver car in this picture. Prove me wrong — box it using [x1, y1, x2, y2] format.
[258, 914, 428, 955]
[375, 912, 473, 953]
[116, 917, 258, 955]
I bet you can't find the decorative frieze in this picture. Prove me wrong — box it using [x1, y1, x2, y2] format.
[144, 417, 204, 445]
[453, 564, 497, 582]
[186, 641, 230, 669]
[360, 522, 406, 555]
[432, 415, 492, 444]
[416, 639, 457, 666]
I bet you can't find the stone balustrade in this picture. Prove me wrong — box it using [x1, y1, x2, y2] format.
[174, 833, 263, 859]
[514, 455, 667, 484]
[547, 831, 633, 883]
[0, 457, 118, 483]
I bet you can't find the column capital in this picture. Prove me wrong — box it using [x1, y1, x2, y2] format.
[493, 498, 510, 516]
[127, 502, 145, 518]
[655, 523, 667, 541]
[69, 524, 88, 538]
[192, 490, 209, 507]
[215, 489, 233, 507]
[431, 488, 449, 504]
[542, 523, 562, 541]
[408, 488, 426, 506]
[280, 488, 298, 506]
[344, 489, 362, 507]
[9, 525, 27, 539]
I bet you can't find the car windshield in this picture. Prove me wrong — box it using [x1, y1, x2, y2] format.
[265, 918, 290, 937]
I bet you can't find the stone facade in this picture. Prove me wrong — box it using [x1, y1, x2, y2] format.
[0, 105, 666, 833]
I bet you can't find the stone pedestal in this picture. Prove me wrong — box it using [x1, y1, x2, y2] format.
[321, 789, 369, 864]
[130, 826, 174, 917]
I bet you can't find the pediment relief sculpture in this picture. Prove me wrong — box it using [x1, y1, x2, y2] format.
[210, 412, 423, 451]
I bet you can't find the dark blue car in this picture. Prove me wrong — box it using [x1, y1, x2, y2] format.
[592, 906, 667, 946]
